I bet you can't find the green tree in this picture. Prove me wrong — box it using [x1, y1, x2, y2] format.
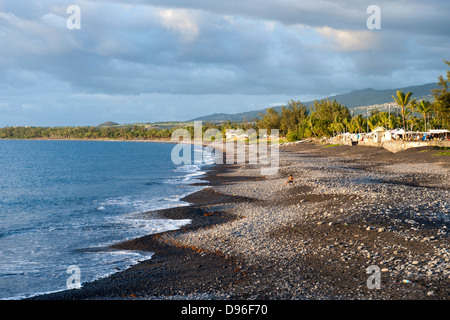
[309, 98, 350, 137]
[330, 115, 345, 136]
[257, 107, 281, 135]
[280, 100, 309, 135]
[352, 114, 366, 133]
[286, 131, 299, 142]
[407, 114, 419, 133]
[306, 115, 316, 137]
[392, 90, 413, 137]
[432, 59, 450, 129]
[378, 112, 390, 129]
[416, 100, 431, 132]
[368, 114, 380, 131]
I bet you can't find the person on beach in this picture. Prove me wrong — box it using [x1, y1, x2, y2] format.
[284, 174, 295, 184]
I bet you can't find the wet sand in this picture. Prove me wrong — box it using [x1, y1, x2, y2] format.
[29, 142, 450, 301]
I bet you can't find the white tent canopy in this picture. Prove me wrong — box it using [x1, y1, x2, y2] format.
[391, 128, 405, 134]
[429, 129, 450, 134]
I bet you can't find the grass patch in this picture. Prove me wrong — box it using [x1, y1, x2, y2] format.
[433, 151, 450, 156]
[323, 144, 340, 148]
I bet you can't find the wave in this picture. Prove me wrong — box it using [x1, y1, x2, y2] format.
[183, 170, 206, 182]
[144, 181, 162, 186]
[1, 249, 156, 301]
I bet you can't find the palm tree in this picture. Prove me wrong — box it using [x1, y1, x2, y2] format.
[342, 117, 350, 133]
[416, 100, 431, 132]
[388, 115, 398, 131]
[432, 59, 450, 129]
[352, 114, 366, 133]
[379, 112, 390, 129]
[392, 90, 413, 137]
[330, 115, 345, 136]
[407, 99, 419, 138]
[409, 98, 418, 114]
[368, 114, 380, 131]
[407, 115, 419, 134]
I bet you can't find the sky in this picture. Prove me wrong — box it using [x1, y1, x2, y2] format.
[0, 0, 449, 127]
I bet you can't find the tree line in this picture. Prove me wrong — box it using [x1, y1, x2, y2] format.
[0, 122, 254, 141]
[0, 125, 174, 140]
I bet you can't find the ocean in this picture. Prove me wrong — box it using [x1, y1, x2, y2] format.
[0, 140, 211, 299]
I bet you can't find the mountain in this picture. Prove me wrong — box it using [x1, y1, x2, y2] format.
[189, 82, 438, 122]
[326, 83, 437, 109]
[97, 121, 120, 127]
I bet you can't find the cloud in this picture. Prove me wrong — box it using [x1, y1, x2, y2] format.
[0, 0, 448, 126]
[316, 26, 381, 52]
[40, 12, 67, 29]
[0, 11, 18, 21]
[0, 10, 80, 61]
[158, 8, 200, 42]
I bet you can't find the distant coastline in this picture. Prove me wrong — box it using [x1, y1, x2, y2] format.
[0, 137, 175, 143]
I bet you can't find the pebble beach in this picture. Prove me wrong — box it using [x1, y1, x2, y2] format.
[31, 141, 450, 300]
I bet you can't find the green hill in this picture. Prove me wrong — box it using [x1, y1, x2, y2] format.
[97, 121, 120, 127]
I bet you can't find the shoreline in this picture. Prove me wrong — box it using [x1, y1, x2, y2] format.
[28, 141, 450, 300]
[27, 161, 252, 300]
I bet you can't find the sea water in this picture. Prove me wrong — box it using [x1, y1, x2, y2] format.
[0, 140, 211, 299]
